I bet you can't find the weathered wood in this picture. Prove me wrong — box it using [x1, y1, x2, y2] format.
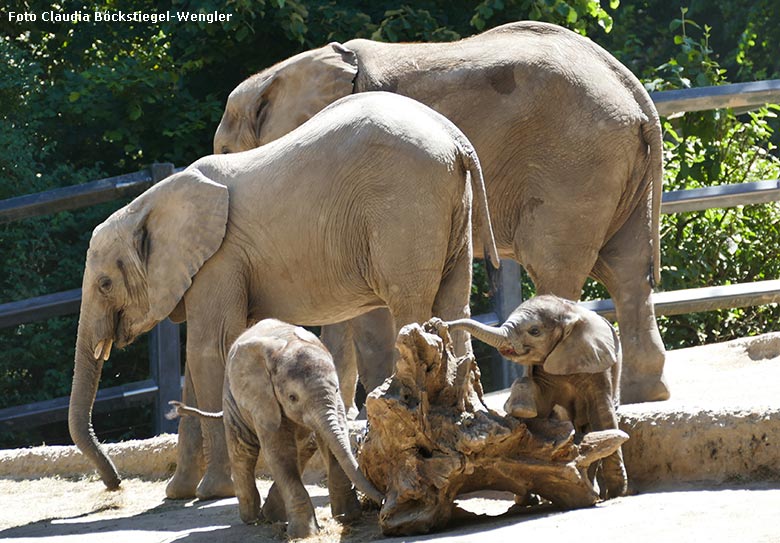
[359, 322, 628, 536]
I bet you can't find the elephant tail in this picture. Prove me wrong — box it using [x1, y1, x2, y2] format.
[642, 114, 663, 287]
[166, 400, 224, 420]
[461, 147, 501, 270]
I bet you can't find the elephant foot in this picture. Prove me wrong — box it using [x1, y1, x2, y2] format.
[262, 483, 287, 522]
[330, 488, 362, 523]
[165, 468, 202, 499]
[288, 517, 320, 539]
[195, 468, 235, 500]
[504, 378, 537, 418]
[621, 374, 670, 404]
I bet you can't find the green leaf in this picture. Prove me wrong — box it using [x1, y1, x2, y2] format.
[68, 91, 80, 102]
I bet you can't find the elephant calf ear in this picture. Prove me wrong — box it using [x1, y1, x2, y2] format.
[543, 310, 619, 375]
[138, 168, 229, 324]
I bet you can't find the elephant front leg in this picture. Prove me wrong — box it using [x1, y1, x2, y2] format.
[166, 367, 205, 499]
[184, 283, 249, 500]
[261, 427, 319, 538]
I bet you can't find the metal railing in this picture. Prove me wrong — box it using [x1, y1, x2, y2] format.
[1, 79, 780, 435]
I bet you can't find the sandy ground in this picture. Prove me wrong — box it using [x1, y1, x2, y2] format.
[2, 333, 780, 542]
[1, 477, 780, 543]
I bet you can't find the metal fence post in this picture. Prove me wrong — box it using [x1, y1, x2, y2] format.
[147, 163, 181, 434]
[150, 319, 181, 434]
[492, 259, 524, 389]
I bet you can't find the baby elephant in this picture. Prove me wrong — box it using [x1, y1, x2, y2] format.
[170, 319, 383, 538]
[435, 294, 627, 498]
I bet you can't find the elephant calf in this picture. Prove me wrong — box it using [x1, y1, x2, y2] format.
[170, 319, 383, 538]
[434, 294, 627, 498]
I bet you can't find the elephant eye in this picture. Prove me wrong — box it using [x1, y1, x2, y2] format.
[98, 277, 113, 294]
[288, 393, 299, 403]
[528, 326, 541, 337]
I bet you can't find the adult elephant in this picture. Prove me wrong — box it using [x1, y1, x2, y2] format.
[68, 92, 498, 499]
[213, 21, 669, 415]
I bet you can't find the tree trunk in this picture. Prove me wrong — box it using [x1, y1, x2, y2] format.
[358, 322, 628, 536]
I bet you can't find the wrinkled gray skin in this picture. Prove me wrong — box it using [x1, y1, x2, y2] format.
[436, 294, 627, 499]
[68, 91, 498, 500]
[170, 319, 383, 539]
[213, 20, 669, 419]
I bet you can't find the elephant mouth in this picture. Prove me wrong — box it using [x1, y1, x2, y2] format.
[499, 346, 530, 359]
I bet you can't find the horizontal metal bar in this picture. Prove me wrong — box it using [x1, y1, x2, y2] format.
[0, 288, 82, 329]
[0, 164, 180, 224]
[0, 170, 153, 224]
[651, 79, 780, 116]
[472, 311, 499, 326]
[661, 180, 780, 214]
[581, 279, 780, 321]
[0, 379, 159, 430]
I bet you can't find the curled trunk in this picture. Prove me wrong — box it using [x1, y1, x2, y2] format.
[446, 318, 508, 348]
[311, 409, 384, 505]
[68, 324, 121, 490]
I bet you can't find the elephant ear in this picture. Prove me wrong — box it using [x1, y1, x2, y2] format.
[130, 168, 229, 326]
[543, 306, 620, 375]
[259, 42, 357, 143]
[228, 336, 288, 433]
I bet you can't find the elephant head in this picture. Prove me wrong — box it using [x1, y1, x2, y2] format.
[213, 43, 357, 154]
[69, 169, 229, 489]
[444, 295, 619, 375]
[228, 322, 383, 505]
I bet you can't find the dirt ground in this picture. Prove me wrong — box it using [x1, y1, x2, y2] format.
[1, 477, 780, 543]
[2, 333, 780, 542]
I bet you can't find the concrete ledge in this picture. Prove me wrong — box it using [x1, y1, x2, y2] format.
[2, 334, 779, 490]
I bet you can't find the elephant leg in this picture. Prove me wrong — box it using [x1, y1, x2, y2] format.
[184, 276, 248, 500]
[352, 309, 396, 397]
[264, 429, 319, 522]
[583, 375, 627, 498]
[320, 321, 359, 417]
[316, 436, 361, 522]
[511, 228, 600, 419]
[225, 410, 262, 523]
[166, 368, 205, 499]
[260, 426, 319, 538]
[593, 200, 669, 404]
[432, 247, 474, 358]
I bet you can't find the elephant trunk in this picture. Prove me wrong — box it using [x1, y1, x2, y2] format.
[310, 404, 384, 505]
[68, 318, 121, 490]
[446, 318, 509, 349]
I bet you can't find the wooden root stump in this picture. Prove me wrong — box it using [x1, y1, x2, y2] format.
[358, 321, 629, 536]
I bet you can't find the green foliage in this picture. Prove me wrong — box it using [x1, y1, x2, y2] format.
[471, 0, 618, 34]
[1, 0, 779, 447]
[650, 11, 780, 348]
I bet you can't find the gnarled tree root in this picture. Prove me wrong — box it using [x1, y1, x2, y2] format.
[359, 322, 628, 536]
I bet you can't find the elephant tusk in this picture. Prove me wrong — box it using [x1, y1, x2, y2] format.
[102, 339, 113, 361]
[93, 340, 105, 361]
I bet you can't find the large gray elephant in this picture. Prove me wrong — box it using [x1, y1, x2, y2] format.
[169, 319, 383, 539]
[435, 294, 627, 499]
[213, 20, 669, 417]
[68, 91, 499, 499]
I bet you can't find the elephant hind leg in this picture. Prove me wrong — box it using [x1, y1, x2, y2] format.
[592, 202, 669, 403]
[225, 406, 262, 523]
[432, 246, 475, 358]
